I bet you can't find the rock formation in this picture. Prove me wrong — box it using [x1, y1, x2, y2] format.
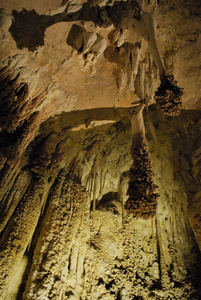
[126, 104, 159, 217]
[0, 0, 201, 299]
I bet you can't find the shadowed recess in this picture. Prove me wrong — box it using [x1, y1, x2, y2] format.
[9, 9, 56, 51]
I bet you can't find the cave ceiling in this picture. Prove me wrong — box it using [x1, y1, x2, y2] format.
[0, 0, 201, 122]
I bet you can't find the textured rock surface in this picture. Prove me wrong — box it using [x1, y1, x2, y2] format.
[1, 107, 201, 299]
[0, 0, 201, 299]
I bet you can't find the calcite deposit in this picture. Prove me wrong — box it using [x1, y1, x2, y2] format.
[0, 0, 201, 299]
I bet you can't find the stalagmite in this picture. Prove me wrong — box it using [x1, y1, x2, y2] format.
[125, 103, 159, 217]
[23, 173, 90, 300]
[0, 179, 43, 299]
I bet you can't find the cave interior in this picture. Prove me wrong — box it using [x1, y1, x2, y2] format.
[0, 0, 201, 299]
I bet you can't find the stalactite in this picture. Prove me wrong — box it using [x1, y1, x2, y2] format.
[154, 74, 184, 117]
[0, 168, 32, 233]
[146, 105, 160, 154]
[0, 163, 23, 215]
[145, 14, 184, 117]
[133, 12, 184, 116]
[140, 12, 166, 77]
[0, 113, 42, 225]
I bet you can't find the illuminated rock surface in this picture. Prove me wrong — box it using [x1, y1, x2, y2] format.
[0, 0, 201, 299]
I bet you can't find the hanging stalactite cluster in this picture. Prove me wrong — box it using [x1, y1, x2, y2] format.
[125, 133, 159, 218]
[154, 74, 184, 117]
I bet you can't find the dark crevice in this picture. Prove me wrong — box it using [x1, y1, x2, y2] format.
[155, 218, 162, 288]
[99, 191, 118, 206]
[117, 290, 121, 300]
[105, 279, 115, 290]
[16, 254, 30, 300]
[97, 277, 104, 285]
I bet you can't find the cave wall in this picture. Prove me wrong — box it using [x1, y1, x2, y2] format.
[0, 0, 201, 299]
[0, 108, 201, 299]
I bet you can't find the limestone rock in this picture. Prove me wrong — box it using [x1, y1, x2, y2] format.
[0, 0, 201, 299]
